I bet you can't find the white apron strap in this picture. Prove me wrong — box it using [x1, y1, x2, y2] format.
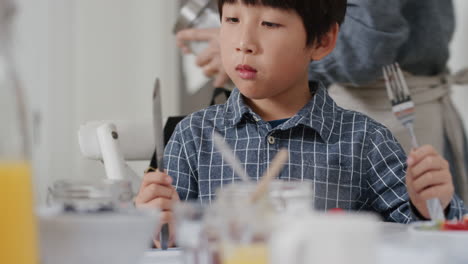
[443, 68, 468, 202]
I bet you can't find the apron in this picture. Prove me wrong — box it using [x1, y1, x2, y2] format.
[328, 68, 468, 203]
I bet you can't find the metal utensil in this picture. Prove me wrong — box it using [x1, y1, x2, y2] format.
[383, 63, 445, 221]
[152, 78, 170, 249]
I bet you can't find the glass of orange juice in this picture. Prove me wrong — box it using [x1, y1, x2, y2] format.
[0, 162, 39, 264]
[222, 243, 268, 264]
[1, 0, 39, 263]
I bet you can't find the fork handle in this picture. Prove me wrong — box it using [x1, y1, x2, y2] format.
[404, 123, 446, 220]
[404, 122, 419, 148]
[426, 198, 445, 221]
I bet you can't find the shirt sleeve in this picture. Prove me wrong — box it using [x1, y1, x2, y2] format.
[309, 0, 410, 86]
[444, 194, 467, 220]
[164, 123, 199, 201]
[365, 126, 467, 222]
[365, 126, 413, 223]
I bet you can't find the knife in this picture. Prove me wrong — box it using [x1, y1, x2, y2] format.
[152, 78, 170, 250]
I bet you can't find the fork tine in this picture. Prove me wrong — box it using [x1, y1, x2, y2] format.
[383, 66, 395, 102]
[389, 64, 404, 102]
[386, 64, 398, 102]
[383, 62, 414, 104]
[395, 62, 411, 99]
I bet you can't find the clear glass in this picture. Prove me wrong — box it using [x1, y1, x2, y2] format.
[174, 202, 214, 264]
[172, 181, 315, 264]
[215, 182, 273, 264]
[47, 179, 134, 213]
[0, 1, 38, 263]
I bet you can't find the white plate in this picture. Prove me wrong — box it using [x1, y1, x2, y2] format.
[410, 221, 468, 235]
[409, 221, 468, 251]
[141, 249, 182, 264]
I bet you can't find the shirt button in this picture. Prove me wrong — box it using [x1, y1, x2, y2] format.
[253, 116, 260, 122]
[268, 136, 275, 144]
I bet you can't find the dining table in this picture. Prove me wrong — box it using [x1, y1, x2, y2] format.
[139, 222, 468, 264]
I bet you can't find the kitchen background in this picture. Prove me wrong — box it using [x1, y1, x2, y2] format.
[9, 0, 468, 205]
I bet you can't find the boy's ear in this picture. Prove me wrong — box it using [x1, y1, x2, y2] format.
[310, 23, 339, 61]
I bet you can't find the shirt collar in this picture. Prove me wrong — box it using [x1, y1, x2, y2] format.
[292, 82, 337, 142]
[222, 82, 337, 142]
[223, 88, 254, 126]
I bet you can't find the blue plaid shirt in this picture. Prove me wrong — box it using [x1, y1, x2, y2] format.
[164, 82, 465, 223]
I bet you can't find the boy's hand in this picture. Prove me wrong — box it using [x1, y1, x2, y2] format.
[134, 170, 180, 248]
[176, 28, 230, 87]
[406, 145, 454, 219]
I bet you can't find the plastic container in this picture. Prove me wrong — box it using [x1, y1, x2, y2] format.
[173, 0, 220, 55]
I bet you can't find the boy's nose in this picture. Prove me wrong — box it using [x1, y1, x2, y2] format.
[236, 41, 257, 54]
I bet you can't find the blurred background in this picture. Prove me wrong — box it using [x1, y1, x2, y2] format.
[8, 0, 468, 205]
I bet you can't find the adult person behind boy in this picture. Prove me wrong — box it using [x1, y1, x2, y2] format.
[307, 0, 468, 204]
[176, 0, 468, 203]
[136, 0, 466, 248]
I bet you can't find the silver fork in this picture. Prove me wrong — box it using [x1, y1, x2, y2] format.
[383, 63, 445, 221]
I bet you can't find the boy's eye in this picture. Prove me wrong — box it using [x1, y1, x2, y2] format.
[261, 21, 281, 28]
[224, 17, 239, 23]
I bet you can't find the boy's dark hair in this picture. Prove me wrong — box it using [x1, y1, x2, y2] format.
[217, 0, 347, 46]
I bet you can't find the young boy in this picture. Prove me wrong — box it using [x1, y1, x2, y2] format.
[136, 0, 466, 247]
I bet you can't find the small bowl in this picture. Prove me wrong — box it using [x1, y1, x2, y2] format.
[37, 207, 158, 264]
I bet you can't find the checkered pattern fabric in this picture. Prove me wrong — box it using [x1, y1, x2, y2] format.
[164, 82, 465, 223]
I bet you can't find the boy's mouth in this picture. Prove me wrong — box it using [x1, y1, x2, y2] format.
[236, 64, 257, 80]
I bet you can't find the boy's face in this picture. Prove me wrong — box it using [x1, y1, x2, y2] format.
[219, 2, 317, 100]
